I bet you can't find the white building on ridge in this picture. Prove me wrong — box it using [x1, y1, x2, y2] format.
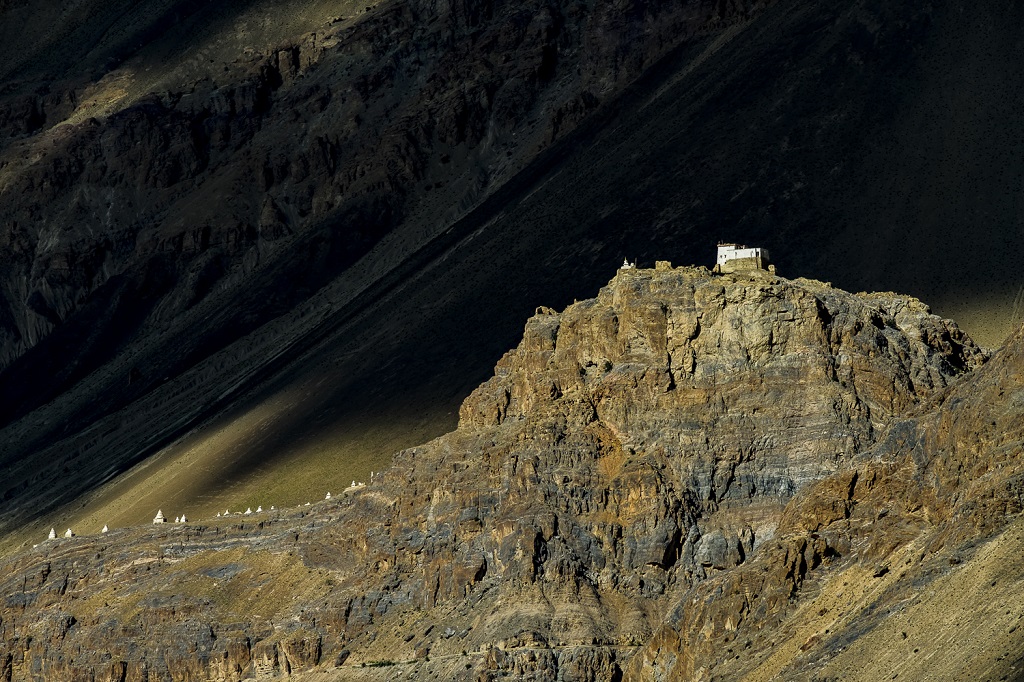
[714, 243, 774, 274]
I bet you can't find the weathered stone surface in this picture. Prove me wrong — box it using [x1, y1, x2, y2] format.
[0, 267, 1001, 681]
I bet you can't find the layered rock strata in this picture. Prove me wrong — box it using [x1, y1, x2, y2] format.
[0, 266, 1002, 681]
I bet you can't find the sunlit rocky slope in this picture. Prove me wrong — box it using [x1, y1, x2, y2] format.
[5, 266, 1022, 682]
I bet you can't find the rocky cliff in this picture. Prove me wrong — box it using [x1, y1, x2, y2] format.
[4, 266, 1017, 682]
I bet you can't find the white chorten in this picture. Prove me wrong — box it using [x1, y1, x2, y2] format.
[48, 528, 56, 540]
[153, 510, 166, 524]
[256, 506, 263, 512]
[174, 516, 180, 523]
[244, 507, 252, 515]
[325, 492, 332, 500]
[180, 514, 187, 523]
[101, 525, 108, 533]
[64, 528, 74, 538]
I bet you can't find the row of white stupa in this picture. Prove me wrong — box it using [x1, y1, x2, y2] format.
[44, 480, 371, 542]
[47, 527, 95, 539]
[152, 509, 189, 524]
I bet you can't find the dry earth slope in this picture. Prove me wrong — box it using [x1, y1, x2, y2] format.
[3, 266, 1023, 682]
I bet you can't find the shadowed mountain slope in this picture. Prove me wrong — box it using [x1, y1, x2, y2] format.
[1, 0, 1023, 543]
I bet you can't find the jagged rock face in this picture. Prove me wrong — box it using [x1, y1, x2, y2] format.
[0, 269, 987, 681]
[915, 322, 1024, 536]
[388, 267, 981, 583]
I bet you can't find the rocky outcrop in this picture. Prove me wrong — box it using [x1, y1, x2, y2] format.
[0, 267, 1000, 681]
